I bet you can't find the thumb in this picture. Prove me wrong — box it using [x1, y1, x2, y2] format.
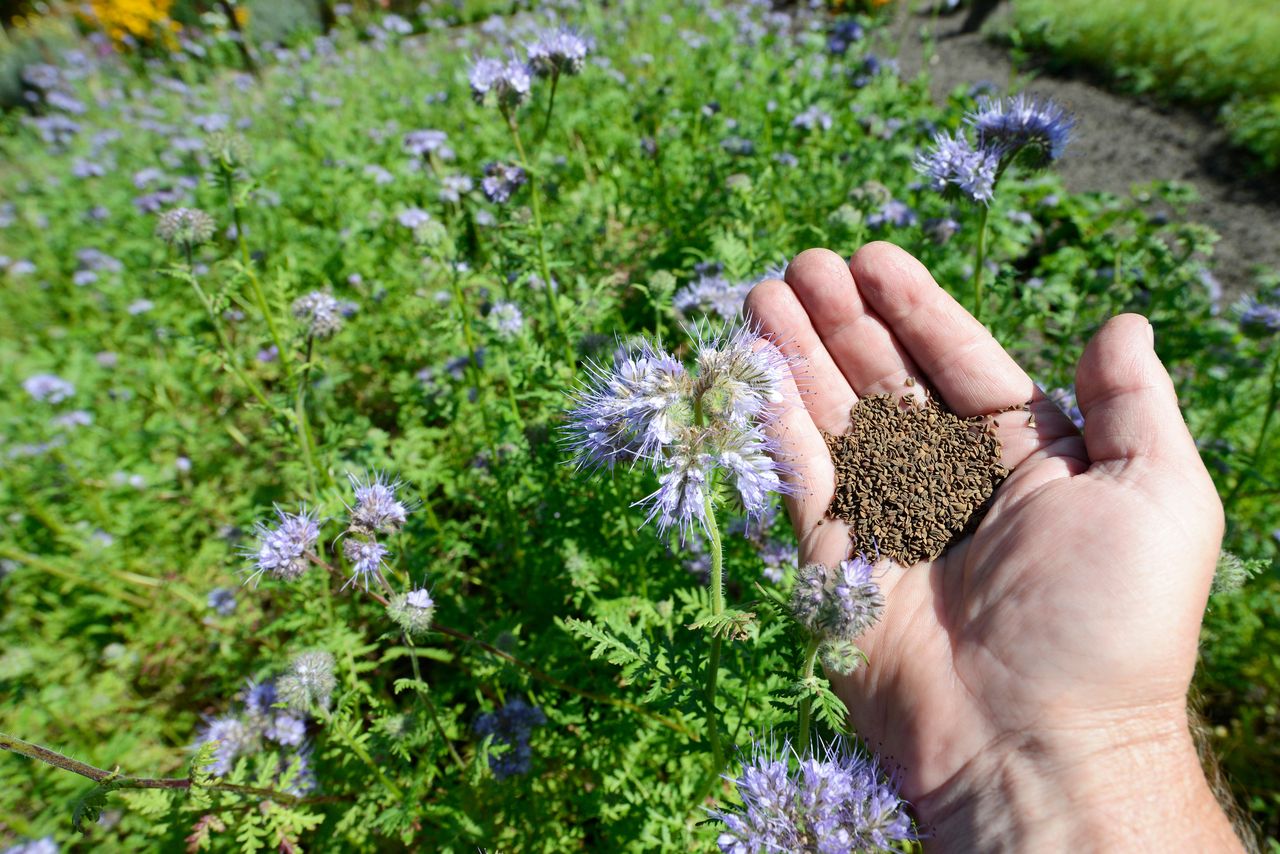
[1074, 314, 1200, 469]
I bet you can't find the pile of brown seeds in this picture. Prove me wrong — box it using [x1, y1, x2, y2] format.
[825, 391, 1010, 565]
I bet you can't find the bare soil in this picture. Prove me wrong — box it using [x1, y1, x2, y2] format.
[888, 5, 1280, 297]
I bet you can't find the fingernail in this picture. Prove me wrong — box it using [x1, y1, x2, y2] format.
[1146, 321, 1155, 347]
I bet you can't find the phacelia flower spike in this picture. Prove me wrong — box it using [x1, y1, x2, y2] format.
[292, 290, 351, 338]
[710, 735, 916, 853]
[566, 323, 795, 542]
[968, 94, 1074, 168]
[388, 588, 435, 637]
[480, 161, 527, 204]
[156, 207, 216, 248]
[342, 538, 389, 590]
[244, 507, 321, 585]
[914, 130, 1001, 204]
[526, 27, 590, 78]
[346, 471, 410, 535]
[791, 556, 884, 643]
[469, 56, 532, 109]
[277, 650, 337, 714]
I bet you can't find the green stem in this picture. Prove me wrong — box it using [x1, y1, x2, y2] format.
[0, 731, 345, 805]
[497, 348, 525, 431]
[295, 335, 321, 498]
[226, 175, 291, 380]
[505, 110, 574, 364]
[703, 494, 726, 772]
[972, 202, 991, 324]
[186, 274, 276, 412]
[796, 636, 822, 757]
[1225, 343, 1280, 512]
[405, 633, 466, 772]
[538, 71, 560, 144]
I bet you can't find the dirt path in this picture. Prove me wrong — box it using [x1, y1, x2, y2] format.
[888, 5, 1280, 297]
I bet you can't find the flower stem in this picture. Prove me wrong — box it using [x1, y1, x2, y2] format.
[295, 335, 320, 498]
[796, 636, 822, 757]
[404, 632, 467, 772]
[0, 730, 345, 805]
[538, 71, 560, 144]
[505, 110, 574, 364]
[185, 273, 276, 412]
[972, 202, 991, 324]
[497, 348, 525, 431]
[225, 174, 292, 380]
[703, 494, 726, 772]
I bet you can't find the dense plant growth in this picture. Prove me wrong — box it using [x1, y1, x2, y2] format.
[1, 1, 1278, 850]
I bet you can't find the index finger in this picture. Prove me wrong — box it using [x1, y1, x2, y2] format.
[848, 241, 1036, 416]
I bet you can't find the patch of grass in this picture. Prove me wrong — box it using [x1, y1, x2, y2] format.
[1010, 0, 1280, 170]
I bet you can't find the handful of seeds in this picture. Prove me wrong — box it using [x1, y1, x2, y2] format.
[825, 391, 1010, 565]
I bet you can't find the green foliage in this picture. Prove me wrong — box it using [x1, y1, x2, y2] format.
[0, 0, 1277, 850]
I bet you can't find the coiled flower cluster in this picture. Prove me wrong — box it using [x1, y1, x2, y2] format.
[156, 207, 216, 250]
[710, 736, 916, 854]
[915, 93, 1074, 204]
[565, 324, 794, 540]
[340, 471, 410, 591]
[276, 650, 337, 714]
[245, 507, 321, 585]
[791, 556, 884, 644]
[292, 290, 357, 338]
[526, 27, 590, 78]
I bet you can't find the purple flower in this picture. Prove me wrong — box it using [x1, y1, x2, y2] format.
[968, 94, 1074, 168]
[489, 300, 524, 338]
[397, 207, 433, 230]
[480, 162, 527, 203]
[674, 274, 753, 321]
[914, 131, 1001, 204]
[342, 538, 388, 590]
[267, 714, 307, 746]
[475, 697, 546, 779]
[207, 587, 237, 616]
[567, 325, 794, 541]
[195, 715, 256, 776]
[403, 129, 453, 159]
[827, 19, 864, 54]
[244, 507, 321, 585]
[292, 290, 347, 338]
[526, 27, 590, 77]
[1047, 385, 1085, 430]
[439, 174, 474, 203]
[867, 199, 917, 229]
[346, 471, 410, 534]
[791, 556, 884, 643]
[50, 410, 92, 430]
[469, 56, 532, 109]
[24, 373, 75, 403]
[710, 736, 916, 853]
[792, 106, 833, 132]
[1237, 295, 1280, 336]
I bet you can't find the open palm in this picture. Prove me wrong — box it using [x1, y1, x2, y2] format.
[746, 244, 1225, 821]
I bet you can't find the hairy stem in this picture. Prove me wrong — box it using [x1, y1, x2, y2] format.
[972, 202, 991, 324]
[505, 109, 574, 364]
[296, 334, 320, 497]
[796, 635, 822, 756]
[0, 731, 344, 805]
[225, 173, 291, 380]
[405, 633, 467, 772]
[704, 494, 726, 772]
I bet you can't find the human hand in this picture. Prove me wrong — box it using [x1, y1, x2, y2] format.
[746, 243, 1242, 850]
